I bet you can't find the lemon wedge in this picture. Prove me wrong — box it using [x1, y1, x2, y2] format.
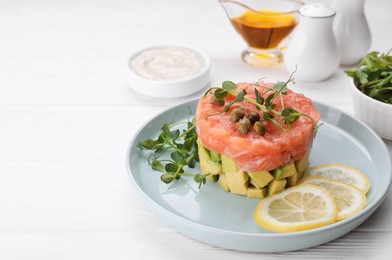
[254, 184, 337, 232]
[300, 176, 367, 221]
[306, 163, 370, 194]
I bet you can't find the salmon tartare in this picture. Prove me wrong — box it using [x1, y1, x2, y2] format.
[196, 80, 320, 197]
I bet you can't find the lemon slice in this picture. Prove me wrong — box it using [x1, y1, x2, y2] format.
[254, 184, 337, 232]
[300, 176, 367, 221]
[306, 163, 370, 194]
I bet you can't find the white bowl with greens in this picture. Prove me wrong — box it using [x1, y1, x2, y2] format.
[346, 50, 392, 140]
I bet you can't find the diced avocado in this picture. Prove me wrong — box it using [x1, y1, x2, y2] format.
[249, 178, 261, 189]
[199, 152, 210, 176]
[286, 172, 299, 187]
[295, 154, 309, 173]
[208, 173, 219, 182]
[268, 178, 287, 196]
[218, 173, 230, 192]
[210, 150, 221, 162]
[248, 170, 274, 188]
[200, 161, 220, 181]
[225, 170, 249, 195]
[287, 169, 307, 187]
[273, 162, 297, 180]
[198, 140, 219, 180]
[206, 160, 222, 175]
[200, 161, 209, 176]
[200, 160, 220, 182]
[197, 140, 211, 162]
[247, 187, 267, 199]
[299, 169, 308, 180]
[221, 154, 238, 174]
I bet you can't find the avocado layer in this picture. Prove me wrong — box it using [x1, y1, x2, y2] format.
[198, 139, 309, 199]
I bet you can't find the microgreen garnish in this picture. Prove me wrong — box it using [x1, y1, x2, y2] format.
[204, 71, 318, 133]
[138, 118, 207, 188]
[345, 49, 392, 104]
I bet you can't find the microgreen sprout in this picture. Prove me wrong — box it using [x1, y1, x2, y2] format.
[138, 118, 208, 188]
[204, 71, 318, 134]
[345, 49, 392, 104]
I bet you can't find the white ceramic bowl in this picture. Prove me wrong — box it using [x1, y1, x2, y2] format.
[127, 45, 210, 99]
[349, 79, 392, 140]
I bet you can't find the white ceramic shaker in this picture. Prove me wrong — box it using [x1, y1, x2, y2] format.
[332, 0, 371, 66]
[284, 4, 340, 82]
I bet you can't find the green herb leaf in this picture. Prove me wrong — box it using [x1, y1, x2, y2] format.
[151, 160, 165, 172]
[171, 151, 187, 165]
[255, 89, 264, 105]
[281, 107, 296, 117]
[161, 173, 176, 184]
[265, 93, 275, 109]
[184, 137, 195, 151]
[194, 174, 208, 189]
[160, 124, 172, 140]
[281, 107, 300, 126]
[165, 163, 178, 173]
[214, 88, 229, 99]
[222, 81, 237, 91]
[235, 89, 247, 102]
[170, 129, 180, 140]
[139, 139, 160, 150]
[273, 82, 287, 94]
[224, 100, 236, 112]
[356, 69, 368, 84]
[203, 88, 213, 97]
[188, 159, 196, 168]
[263, 112, 273, 121]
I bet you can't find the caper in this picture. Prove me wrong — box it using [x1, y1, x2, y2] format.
[247, 111, 261, 125]
[254, 121, 266, 136]
[230, 107, 245, 122]
[210, 95, 225, 106]
[236, 118, 251, 135]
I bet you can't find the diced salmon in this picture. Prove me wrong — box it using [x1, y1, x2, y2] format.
[196, 81, 320, 172]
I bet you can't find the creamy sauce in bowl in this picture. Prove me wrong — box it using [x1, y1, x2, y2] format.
[130, 47, 207, 81]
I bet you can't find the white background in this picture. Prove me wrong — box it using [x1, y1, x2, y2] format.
[1, 0, 391, 259]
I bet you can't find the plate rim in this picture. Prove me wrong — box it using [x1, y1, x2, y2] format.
[125, 98, 392, 246]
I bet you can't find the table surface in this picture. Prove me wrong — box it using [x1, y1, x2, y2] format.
[1, 0, 392, 259]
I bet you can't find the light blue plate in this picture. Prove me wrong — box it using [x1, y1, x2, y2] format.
[126, 99, 391, 252]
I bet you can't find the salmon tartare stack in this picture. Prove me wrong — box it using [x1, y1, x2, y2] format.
[196, 80, 320, 198]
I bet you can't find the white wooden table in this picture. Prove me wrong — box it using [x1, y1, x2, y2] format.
[1, 0, 391, 259]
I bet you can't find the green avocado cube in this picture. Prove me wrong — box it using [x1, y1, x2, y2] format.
[206, 160, 222, 175]
[248, 170, 274, 188]
[286, 172, 299, 187]
[287, 169, 308, 187]
[249, 178, 261, 189]
[197, 140, 211, 161]
[247, 187, 267, 199]
[218, 173, 230, 192]
[294, 154, 309, 173]
[208, 173, 219, 182]
[273, 162, 297, 180]
[268, 179, 287, 196]
[298, 169, 308, 181]
[225, 171, 249, 195]
[221, 155, 238, 174]
[210, 150, 221, 162]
